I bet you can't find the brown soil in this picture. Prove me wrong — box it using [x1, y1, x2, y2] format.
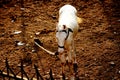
[0, 0, 120, 79]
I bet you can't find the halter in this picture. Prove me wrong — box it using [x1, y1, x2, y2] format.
[56, 28, 73, 49]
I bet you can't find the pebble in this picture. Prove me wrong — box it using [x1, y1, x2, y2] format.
[32, 49, 36, 53]
[109, 61, 116, 67]
[52, 15, 57, 19]
[113, 32, 117, 34]
[37, 68, 41, 71]
[20, 8, 25, 10]
[35, 32, 40, 35]
[110, 61, 115, 65]
[30, 35, 33, 38]
[17, 41, 24, 46]
[11, 20, 15, 23]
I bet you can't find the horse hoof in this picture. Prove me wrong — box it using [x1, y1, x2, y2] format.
[73, 63, 78, 73]
[62, 73, 65, 80]
[75, 76, 80, 80]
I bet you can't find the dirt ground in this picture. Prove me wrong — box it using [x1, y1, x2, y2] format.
[0, 0, 120, 79]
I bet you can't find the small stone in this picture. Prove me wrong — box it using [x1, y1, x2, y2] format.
[17, 42, 24, 46]
[32, 49, 36, 53]
[37, 68, 41, 71]
[30, 35, 33, 38]
[113, 32, 117, 34]
[46, 71, 49, 74]
[20, 8, 25, 10]
[11, 20, 14, 23]
[52, 73, 55, 76]
[35, 32, 40, 35]
[52, 15, 57, 19]
[109, 61, 115, 67]
[110, 61, 115, 65]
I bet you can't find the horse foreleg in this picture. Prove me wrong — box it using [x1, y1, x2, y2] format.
[72, 40, 78, 73]
[67, 48, 75, 80]
[61, 62, 66, 80]
[59, 53, 66, 79]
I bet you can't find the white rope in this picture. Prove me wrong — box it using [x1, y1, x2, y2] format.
[34, 42, 55, 55]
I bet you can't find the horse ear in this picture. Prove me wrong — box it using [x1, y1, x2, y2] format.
[63, 25, 67, 29]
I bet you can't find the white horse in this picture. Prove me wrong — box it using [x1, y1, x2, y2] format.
[56, 4, 79, 79]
